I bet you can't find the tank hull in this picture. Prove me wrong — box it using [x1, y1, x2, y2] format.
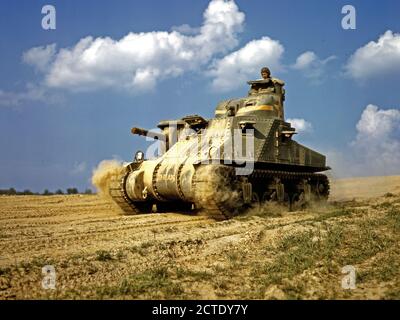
[109, 160, 329, 219]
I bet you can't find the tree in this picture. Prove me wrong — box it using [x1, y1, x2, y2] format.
[84, 188, 93, 195]
[55, 189, 64, 195]
[43, 189, 53, 196]
[66, 188, 78, 195]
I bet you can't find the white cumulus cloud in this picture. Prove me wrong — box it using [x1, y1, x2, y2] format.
[355, 104, 400, 139]
[292, 51, 336, 84]
[350, 104, 400, 176]
[327, 104, 400, 178]
[171, 24, 200, 35]
[0, 83, 61, 107]
[208, 37, 284, 91]
[23, 0, 244, 92]
[22, 44, 57, 72]
[345, 30, 400, 80]
[286, 118, 313, 133]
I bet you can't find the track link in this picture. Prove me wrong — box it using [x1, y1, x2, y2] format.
[108, 170, 151, 215]
[249, 169, 330, 199]
[192, 166, 330, 220]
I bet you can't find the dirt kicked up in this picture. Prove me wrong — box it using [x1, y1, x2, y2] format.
[0, 176, 400, 299]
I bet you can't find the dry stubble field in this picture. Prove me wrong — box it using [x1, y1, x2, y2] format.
[1, 176, 400, 299]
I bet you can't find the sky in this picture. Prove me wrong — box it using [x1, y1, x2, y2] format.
[0, 0, 400, 192]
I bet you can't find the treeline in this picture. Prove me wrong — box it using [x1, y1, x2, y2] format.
[0, 188, 94, 196]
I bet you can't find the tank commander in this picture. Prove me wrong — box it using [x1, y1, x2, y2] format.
[247, 67, 285, 106]
[249, 66, 275, 94]
[260, 67, 271, 80]
[260, 67, 284, 87]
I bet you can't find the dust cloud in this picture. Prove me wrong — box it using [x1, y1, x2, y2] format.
[91, 160, 125, 197]
[246, 202, 287, 218]
[194, 165, 243, 212]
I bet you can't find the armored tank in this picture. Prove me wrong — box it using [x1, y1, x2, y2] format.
[109, 78, 330, 219]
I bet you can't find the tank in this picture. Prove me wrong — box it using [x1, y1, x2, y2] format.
[108, 77, 330, 219]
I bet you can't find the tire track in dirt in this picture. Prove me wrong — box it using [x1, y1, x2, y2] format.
[0, 194, 317, 267]
[0, 196, 219, 265]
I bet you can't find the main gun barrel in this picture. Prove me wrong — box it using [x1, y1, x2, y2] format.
[131, 127, 166, 141]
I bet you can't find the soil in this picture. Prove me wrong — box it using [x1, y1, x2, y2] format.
[0, 175, 399, 299]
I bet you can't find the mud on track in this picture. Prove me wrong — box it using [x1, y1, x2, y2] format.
[1, 176, 400, 299]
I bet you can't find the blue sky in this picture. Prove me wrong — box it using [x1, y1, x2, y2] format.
[1, 0, 400, 192]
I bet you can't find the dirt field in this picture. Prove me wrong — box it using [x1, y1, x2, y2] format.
[1, 175, 400, 299]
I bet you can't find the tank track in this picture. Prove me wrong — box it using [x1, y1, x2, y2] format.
[108, 165, 329, 219]
[249, 169, 330, 195]
[190, 182, 234, 221]
[192, 167, 330, 220]
[108, 170, 151, 215]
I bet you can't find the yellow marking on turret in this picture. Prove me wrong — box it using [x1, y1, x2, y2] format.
[237, 105, 274, 114]
[215, 110, 226, 114]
